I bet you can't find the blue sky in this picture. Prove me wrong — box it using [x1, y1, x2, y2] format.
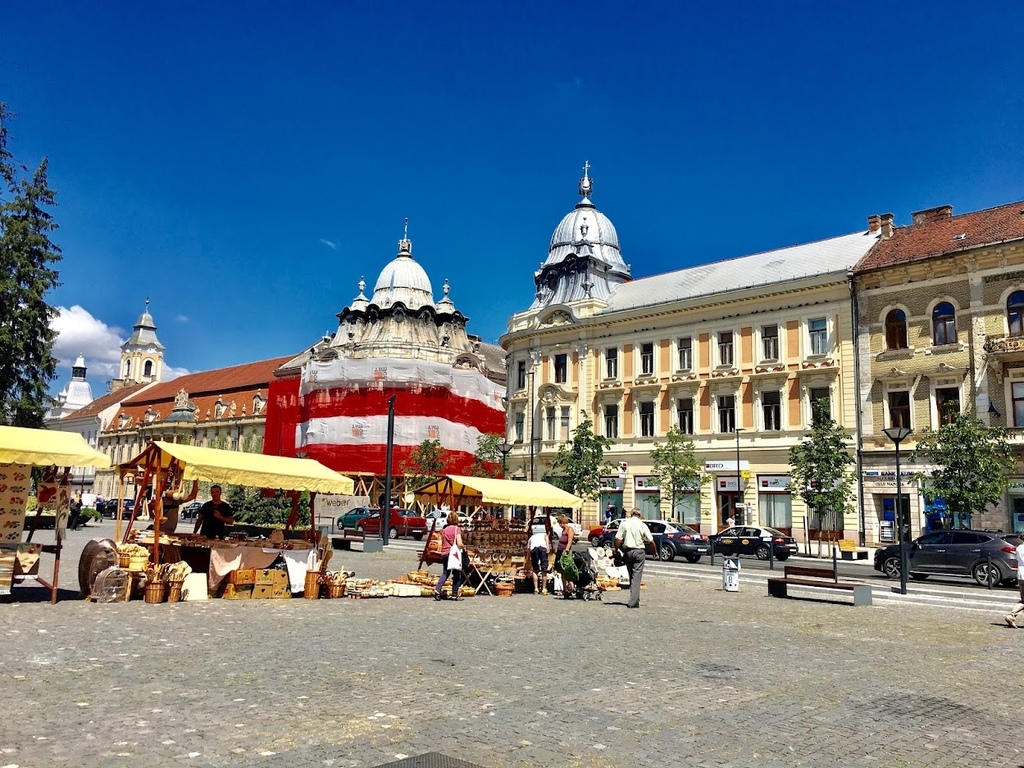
[4, 2, 1023, 397]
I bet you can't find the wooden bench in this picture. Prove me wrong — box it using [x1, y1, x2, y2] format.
[836, 540, 869, 561]
[767, 564, 873, 606]
[331, 530, 383, 553]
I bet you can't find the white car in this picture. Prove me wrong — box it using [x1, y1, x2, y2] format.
[425, 509, 471, 528]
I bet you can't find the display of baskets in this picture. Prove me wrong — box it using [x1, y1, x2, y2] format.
[129, 555, 150, 572]
[494, 581, 515, 597]
[144, 580, 166, 604]
[326, 583, 346, 599]
[166, 579, 184, 603]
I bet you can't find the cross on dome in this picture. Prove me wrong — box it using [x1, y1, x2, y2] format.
[398, 217, 412, 255]
[578, 160, 593, 200]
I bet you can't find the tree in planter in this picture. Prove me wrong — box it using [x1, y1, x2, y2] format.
[468, 433, 504, 478]
[788, 399, 855, 555]
[650, 426, 704, 523]
[910, 410, 1014, 530]
[400, 439, 450, 494]
[0, 103, 62, 428]
[549, 415, 614, 511]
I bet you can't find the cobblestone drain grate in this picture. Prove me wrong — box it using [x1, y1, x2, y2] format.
[371, 753, 488, 768]
[696, 661, 740, 679]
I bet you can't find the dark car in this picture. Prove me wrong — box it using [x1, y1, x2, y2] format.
[874, 529, 1022, 587]
[589, 519, 621, 546]
[337, 507, 373, 531]
[655, 521, 710, 563]
[357, 508, 428, 540]
[100, 498, 135, 519]
[180, 501, 203, 521]
[710, 525, 797, 561]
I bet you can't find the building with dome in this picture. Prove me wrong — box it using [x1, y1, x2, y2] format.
[46, 354, 94, 420]
[112, 299, 165, 390]
[501, 164, 879, 541]
[264, 224, 506, 501]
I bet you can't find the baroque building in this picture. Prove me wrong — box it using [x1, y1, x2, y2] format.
[265, 225, 505, 504]
[112, 300, 165, 390]
[853, 202, 1024, 540]
[501, 167, 878, 539]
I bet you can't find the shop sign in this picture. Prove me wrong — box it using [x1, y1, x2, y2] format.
[717, 476, 740, 492]
[634, 475, 660, 491]
[1007, 479, 1024, 491]
[705, 460, 750, 472]
[600, 476, 624, 491]
[314, 494, 369, 518]
[758, 475, 791, 492]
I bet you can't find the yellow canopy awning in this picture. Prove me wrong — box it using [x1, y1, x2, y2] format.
[122, 441, 354, 495]
[0, 425, 111, 468]
[413, 474, 583, 509]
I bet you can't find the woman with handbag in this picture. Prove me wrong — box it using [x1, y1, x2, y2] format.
[434, 511, 465, 601]
[553, 513, 577, 597]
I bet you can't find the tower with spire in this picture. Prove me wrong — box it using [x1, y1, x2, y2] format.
[117, 298, 165, 389]
[46, 353, 95, 419]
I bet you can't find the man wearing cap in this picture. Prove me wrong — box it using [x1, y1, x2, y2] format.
[614, 508, 655, 609]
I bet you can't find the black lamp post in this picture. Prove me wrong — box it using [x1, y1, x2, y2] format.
[498, 440, 513, 477]
[382, 395, 396, 546]
[527, 370, 536, 481]
[883, 425, 912, 595]
[734, 427, 744, 524]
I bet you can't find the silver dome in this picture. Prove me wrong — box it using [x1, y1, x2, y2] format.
[371, 236, 434, 309]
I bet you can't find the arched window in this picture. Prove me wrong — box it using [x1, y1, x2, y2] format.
[885, 309, 908, 350]
[123, 359, 131, 378]
[932, 302, 957, 346]
[1008, 291, 1024, 336]
[143, 359, 154, 377]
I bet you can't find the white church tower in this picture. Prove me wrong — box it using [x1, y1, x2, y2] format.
[118, 299, 164, 388]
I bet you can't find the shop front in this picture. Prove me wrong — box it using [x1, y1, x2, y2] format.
[862, 466, 920, 547]
[633, 475, 660, 519]
[599, 475, 624, 521]
[757, 474, 792, 536]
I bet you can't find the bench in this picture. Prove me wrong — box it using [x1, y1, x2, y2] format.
[767, 565, 873, 606]
[331, 529, 383, 553]
[836, 540, 869, 561]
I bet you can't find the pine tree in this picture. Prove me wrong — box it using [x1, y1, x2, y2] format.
[0, 103, 62, 427]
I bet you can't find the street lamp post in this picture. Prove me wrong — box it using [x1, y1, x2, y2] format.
[883, 425, 912, 595]
[527, 370, 536, 482]
[734, 427, 744, 524]
[498, 440, 513, 477]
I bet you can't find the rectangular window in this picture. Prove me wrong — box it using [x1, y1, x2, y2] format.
[936, 388, 960, 425]
[718, 331, 734, 367]
[516, 360, 526, 390]
[676, 397, 694, 434]
[809, 318, 828, 356]
[554, 353, 567, 384]
[762, 390, 781, 431]
[762, 325, 779, 360]
[560, 406, 570, 441]
[640, 342, 655, 375]
[605, 347, 618, 379]
[810, 387, 831, 423]
[759, 493, 793, 529]
[604, 403, 619, 438]
[1014, 382, 1024, 427]
[514, 411, 525, 442]
[546, 407, 556, 440]
[674, 493, 701, 526]
[888, 391, 911, 429]
[718, 394, 736, 433]
[639, 401, 655, 437]
[677, 337, 692, 370]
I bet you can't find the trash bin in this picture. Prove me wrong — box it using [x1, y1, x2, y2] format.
[722, 557, 740, 592]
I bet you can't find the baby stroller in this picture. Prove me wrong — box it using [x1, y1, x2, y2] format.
[561, 550, 602, 601]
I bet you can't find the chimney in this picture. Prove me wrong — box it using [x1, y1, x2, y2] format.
[879, 213, 894, 239]
[867, 214, 881, 233]
[911, 205, 953, 225]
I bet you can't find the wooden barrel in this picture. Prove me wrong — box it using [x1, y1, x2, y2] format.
[303, 571, 321, 599]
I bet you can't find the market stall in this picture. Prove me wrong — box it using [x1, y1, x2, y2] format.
[118, 441, 354, 598]
[412, 475, 583, 595]
[0, 425, 112, 603]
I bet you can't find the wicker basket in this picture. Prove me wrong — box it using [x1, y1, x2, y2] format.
[118, 553, 131, 569]
[326, 583, 345, 599]
[166, 579, 184, 603]
[144, 581, 166, 604]
[494, 582, 515, 597]
[303, 571, 322, 599]
[128, 555, 149, 572]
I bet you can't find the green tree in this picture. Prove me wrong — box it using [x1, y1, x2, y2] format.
[468, 433, 504, 478]
[788, 399, 855, 553]
[401, 439, 450, 491]
[910, 411, 1014, 529]
[0, 103, 62, 427]
[549, 414, 613, 502]
[650, 426, 704, 521]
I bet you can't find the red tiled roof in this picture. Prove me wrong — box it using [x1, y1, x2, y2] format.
[61, 382, 150, 420]
[855, 201, 1024, 273]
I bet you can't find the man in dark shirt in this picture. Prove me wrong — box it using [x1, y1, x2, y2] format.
[194, 484, 234, 539]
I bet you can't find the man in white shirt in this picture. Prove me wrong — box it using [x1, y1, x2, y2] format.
[614, 509, 655, 609]
[1004, 537, 1024, 628]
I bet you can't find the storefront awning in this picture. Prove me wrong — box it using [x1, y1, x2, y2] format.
[122, 441, 354, 495]
[412, 474, 583, 509]
[0, 425, 111, 468]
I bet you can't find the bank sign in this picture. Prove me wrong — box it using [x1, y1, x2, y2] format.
[705, 460, 750, 472]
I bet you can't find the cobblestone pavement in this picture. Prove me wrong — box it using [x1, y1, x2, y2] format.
[2, 520, 1021, 768]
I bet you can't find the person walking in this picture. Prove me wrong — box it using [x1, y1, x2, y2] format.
[434, 511, 465, 601]
[1004, 535, 1024, 627]
[615, 508, 655, 609]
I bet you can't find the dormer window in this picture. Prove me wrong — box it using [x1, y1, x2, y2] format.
[144, 408, 157, 424]
[253, 393, 266, 415]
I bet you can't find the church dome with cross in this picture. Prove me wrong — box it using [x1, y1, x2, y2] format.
[531, 163, 632, 309]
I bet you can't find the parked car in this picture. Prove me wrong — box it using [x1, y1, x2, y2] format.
[655, 521, 710, 563]
[337, 507, 373, 531]
[529, 515, 583, 539]
[357, 508, 428, 539]
[179, 501, 204, 521]
[424, 509, 471, 528]
[100, 498, 135, 519]
[874, 529, 1022, 587]
[589, 519, 621, 546]
[710, 525, 797, 561]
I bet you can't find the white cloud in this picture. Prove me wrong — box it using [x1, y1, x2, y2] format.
[175, 314, 189, 323]
[163, 366, 190, 381]
[319, 238, 338, 250]
[50, 305, 124, 380]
